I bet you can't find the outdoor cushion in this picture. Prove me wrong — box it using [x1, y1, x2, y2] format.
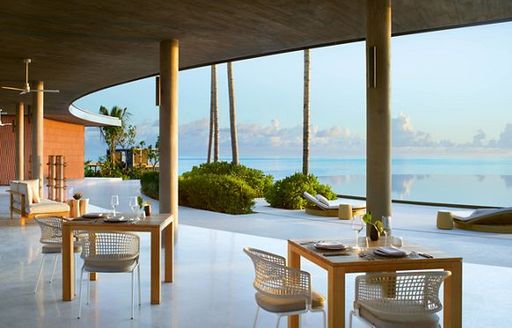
[25, 179, 40, 203]
[42, 244, 82, 254]
[84, 255, 139, 273]
[28, 199, 70, 214]
[18, 182, 33, 212]
[359, 305, 439, 328]
[303, 192, 366, 211]
[316, 194, 330, 206]
[255, 290, 325, 313]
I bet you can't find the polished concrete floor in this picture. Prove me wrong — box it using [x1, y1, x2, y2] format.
[1, 180, 511, 327]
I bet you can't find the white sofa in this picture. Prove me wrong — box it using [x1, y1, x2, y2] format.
[9, 180, 70, 220]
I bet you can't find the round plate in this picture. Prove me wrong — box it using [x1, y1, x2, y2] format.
[81, 212, 105, 219]
[314, 241, 348, 250]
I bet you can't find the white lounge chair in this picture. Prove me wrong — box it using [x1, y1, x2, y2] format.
[302, 192, 366, 219]
[437, 207, 512, 233]
[9, 180, 70, 220]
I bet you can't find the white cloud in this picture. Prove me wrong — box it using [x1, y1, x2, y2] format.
[392, 113, 435, 147]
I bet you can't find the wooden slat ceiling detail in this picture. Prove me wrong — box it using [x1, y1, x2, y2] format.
[0, 0, 511, 124]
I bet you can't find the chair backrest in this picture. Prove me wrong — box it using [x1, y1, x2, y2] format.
[243, 247, 311, 305]
[355, 271, 451, 316]
[81, 232, 140, 262]
[302, 192, 329, 210]
[34, 217, 64, 245]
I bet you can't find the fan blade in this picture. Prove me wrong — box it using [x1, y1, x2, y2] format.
[30, 89, 60, 93]
[2, 86, 25, 91]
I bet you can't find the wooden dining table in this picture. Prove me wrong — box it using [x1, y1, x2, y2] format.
[61, 213, 174, 304]
[287, 239, 463, 328]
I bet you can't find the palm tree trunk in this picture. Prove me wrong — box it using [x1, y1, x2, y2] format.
[212, 65, 219, 162]
[302, 49, 310, 175]
[207, 65, 216, 163]
[227, 62, 239, 165]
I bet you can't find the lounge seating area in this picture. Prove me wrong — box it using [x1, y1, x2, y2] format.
[303, 192, 366, 219]
[437, 208, 512, 233]
[9, 180, 70, 220]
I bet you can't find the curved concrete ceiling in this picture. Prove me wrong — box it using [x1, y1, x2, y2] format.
[0, 0, 511, 125]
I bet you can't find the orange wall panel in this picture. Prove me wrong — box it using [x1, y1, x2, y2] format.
[0, 117, 84, 185]
[44, 119, 84, 179]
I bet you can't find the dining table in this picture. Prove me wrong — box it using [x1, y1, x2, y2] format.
[61, 213, 174, 304]
[287, 238, 463, 328]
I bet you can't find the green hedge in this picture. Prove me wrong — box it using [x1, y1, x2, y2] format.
[179, 173, 256, 214]
[264, 173, 336, 209]
[182, 161, 273, 197]
[140, 171, 159, 200]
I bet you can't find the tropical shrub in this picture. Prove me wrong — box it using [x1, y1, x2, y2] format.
[182, 161, 273, 196]
[264, 173, 336, 209]
[179, 173, 256, 214]
[140, 171, 159, 200]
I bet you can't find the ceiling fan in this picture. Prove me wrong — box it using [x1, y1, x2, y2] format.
[1, 59, 60, 95]
[0, 109, 12, 127]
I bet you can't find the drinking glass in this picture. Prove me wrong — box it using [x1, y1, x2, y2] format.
[357, 236, 370, 251]
[129, 196, 139, 216]
[382, 216, 392, 235]
[352, 216, 364, 248]
[111, 195, 119, 216]
[391, 236, 403, 248]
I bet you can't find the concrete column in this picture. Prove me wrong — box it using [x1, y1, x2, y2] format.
[159, 40, 179, 230]
[366, 0, 392, 230]
[32, 81, 44, 196]
[15, 102, 25, 180]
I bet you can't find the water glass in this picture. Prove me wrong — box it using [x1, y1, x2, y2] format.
[111, 195, 119, 216]
[129, 196, 139, 215]
[352, 216, 364, 248]
[357, 236, 370, 251]
[391, 236, 403, 248]
[382, 216, 392, 235]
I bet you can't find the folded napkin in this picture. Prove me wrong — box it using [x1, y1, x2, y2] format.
[374, 246, 407, 258]
[314, 241, 347, 250]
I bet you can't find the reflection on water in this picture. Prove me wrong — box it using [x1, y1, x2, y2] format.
[318, 174, 512, 207]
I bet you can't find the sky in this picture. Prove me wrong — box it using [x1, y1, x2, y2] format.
[76, 21, 512, 161]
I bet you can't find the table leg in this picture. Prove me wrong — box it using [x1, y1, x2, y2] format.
[62, 225, 74, 301]
[151, 228, 161, 304]
[89, 233, 97, 281]
[287, 246, 301, 328]
[444, 261, 463, 328]
[328, 267, 345, 328]
[164, 222, 174, 283]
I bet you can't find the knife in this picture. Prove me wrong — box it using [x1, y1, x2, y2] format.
[417, 252, 434, 259]
[323, 252, 349, 257]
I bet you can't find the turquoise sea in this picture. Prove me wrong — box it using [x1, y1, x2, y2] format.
[178, 157, 512, 207]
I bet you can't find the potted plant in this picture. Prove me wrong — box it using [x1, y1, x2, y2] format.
[362, 212, 385, 241]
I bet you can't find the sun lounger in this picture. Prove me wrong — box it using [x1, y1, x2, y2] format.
[302, 192, 366, 219]
[437, 208, 512, 233]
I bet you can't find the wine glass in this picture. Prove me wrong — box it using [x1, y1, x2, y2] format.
[111, 195, 119, 216]
[352, 215, 364, 249]
[129, 196, 139, 217]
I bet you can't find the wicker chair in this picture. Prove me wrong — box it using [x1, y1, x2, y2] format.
[244, 247, 326, 328]
[350, 271, 451, 328]
[77, 232, 141, 320]
[33, 217, 82, 293]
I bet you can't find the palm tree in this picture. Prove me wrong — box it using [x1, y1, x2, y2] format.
[98, 105, 130, 164]
[227, 62, 239, 165]
[302, 49, 310, 175]
[207, 64, 217, 163]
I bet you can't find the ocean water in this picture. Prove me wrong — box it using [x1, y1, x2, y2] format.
[178, 157, 512, 207]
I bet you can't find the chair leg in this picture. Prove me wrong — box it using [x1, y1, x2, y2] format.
[349, 310, 353, 328]
[34, 254, 45, 293]
[87, 273, 91, 305]
[252, 306, 260, 328]
[49, 255, 58, 283]
[77, 267, 85, 319]
[137, 264, 141, 306]
[131, 270, 135, 320]
[275, 314, 281, 328]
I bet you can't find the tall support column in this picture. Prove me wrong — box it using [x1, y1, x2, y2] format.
[159, 40, 179, 231]
[366, 0, 392, 230]
[32, 81, 44, 196]
[15, 102, 25, 180]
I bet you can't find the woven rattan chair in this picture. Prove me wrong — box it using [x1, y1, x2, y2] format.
[244, 247, 326, 328]
[77, 232, 141, 320]
[350, 271, 451, 328]
[34, 217, 81, 293]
